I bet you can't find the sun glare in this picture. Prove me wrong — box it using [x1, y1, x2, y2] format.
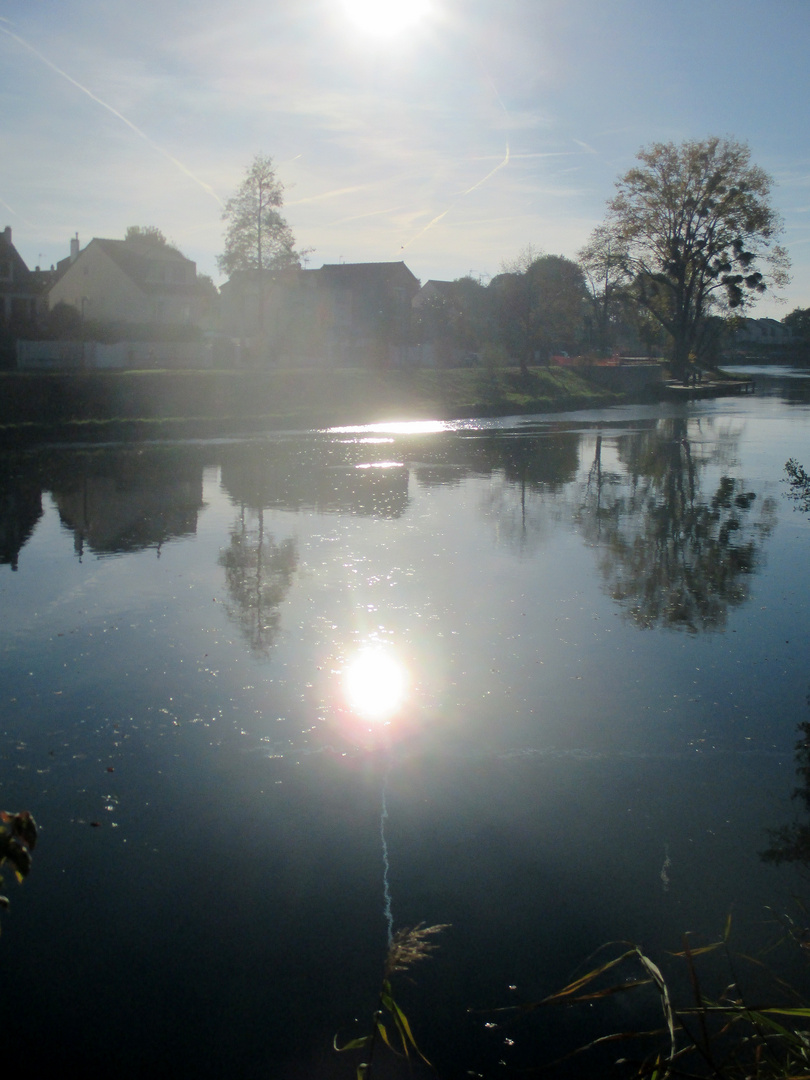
[344, 646, 408, 720]
[341, 0, 431, 37]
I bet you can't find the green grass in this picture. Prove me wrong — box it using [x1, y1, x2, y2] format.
[0, 366, 623, 442]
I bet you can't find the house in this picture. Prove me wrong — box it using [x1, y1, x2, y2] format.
[412, 277, 493, 365]
[220, 261, 420, 367]
[732, 317, 794, 345]
[49, 234, 203, 328]
[219, 266, 302, 345]
[0, 226, 49, 334]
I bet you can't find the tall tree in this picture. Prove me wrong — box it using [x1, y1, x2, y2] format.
[782, 306, 810, 341]
[577, 224, 631, 354]
[125, 225, 169, 246]
[217, 155, 302, 278]
[591, 137, 790, 381]
[493, 249, 588, 375]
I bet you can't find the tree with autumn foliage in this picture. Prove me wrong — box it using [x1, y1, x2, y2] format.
[585, 137, 790, 380]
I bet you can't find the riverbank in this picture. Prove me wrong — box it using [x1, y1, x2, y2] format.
[0, 366, 625, 443]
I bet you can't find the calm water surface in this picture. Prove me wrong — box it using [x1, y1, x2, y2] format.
[1, 367, 810, 1077]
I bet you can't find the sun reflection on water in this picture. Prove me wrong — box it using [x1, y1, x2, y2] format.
[343, 644, 408, 722]
[326, 420, 449, 436]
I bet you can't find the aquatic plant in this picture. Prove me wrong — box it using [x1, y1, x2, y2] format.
[0, 810, 37, 928]
[482, 918, 810, 1078]
[335, 922, 449, 1079]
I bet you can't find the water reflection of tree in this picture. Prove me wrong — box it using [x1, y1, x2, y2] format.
[218, 508, 297, 655]
[577, 419, 776, 631]
[478, 431, 580, 551]
[762, 712, 810, 867]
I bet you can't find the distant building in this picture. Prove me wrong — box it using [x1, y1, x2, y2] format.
[49, 235, 203, 328]
[218, 266, 301, 342]
[220, 260, 420, 367]
[314, 261, 419, 365]
[732, 317, 794, 345]
[0, 226, 49, 334]
[412, 279, 461, 312]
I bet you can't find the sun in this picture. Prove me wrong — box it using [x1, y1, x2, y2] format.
[343, 646, 408, 721]
[341, 0, 431, 38]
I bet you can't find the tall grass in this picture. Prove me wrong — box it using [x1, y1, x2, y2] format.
[482, 917, 810, 1078]
[335, 922, 449, 1079]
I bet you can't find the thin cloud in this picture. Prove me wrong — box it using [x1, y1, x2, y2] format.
[326, 205, 410, 227]
[285, 184, 371, 208]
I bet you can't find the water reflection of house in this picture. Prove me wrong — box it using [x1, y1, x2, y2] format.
[0, 472, 43, 571]
[220, 261, 420, 367]
[219, 443, 410, 519]
[50, 452, 205, 556]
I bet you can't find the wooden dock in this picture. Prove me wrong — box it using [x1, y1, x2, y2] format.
[663, 377, 755, 399]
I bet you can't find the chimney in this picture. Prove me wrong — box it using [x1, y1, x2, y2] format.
[70, 233, 80, 262]
[2, 226, 10, 245]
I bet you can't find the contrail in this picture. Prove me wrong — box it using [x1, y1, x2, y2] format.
[0, 191, 37, 229]
[399, 141, 509, 253]
[461, 142, 511, 196]
[399, 51, 513, 254]
[399, 208, 451, 252]
[0, 26, 222, 206]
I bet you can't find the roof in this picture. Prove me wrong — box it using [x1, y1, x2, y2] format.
[96, 239, 191, 285]
[0, 225, 45, 296]
[54, 237, 196, 294]
[419, 279, 456, 295]
[317, 261, 419, 288]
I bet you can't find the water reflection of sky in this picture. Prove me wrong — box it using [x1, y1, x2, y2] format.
[1, 387, 810, 1076]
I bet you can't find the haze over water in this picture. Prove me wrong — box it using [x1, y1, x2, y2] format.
[1, 367, 809, 1077]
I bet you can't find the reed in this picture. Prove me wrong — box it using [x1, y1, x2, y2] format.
[335, 922, 450, 1079]
[481, 916, 810, 1078]
[0, 810, 37, 929]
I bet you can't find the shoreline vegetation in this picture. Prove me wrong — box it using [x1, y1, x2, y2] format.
[0, 367, 627, 444]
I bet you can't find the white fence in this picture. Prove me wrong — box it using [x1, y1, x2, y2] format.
[16, 340, 214, 370]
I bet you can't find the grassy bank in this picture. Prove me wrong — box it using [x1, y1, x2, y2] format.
[0, 366, 623, 443]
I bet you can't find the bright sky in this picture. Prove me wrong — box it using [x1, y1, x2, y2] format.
[2, 0, 809, 316]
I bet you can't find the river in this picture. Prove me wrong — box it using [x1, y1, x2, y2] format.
[1, 366, 809, 1078]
